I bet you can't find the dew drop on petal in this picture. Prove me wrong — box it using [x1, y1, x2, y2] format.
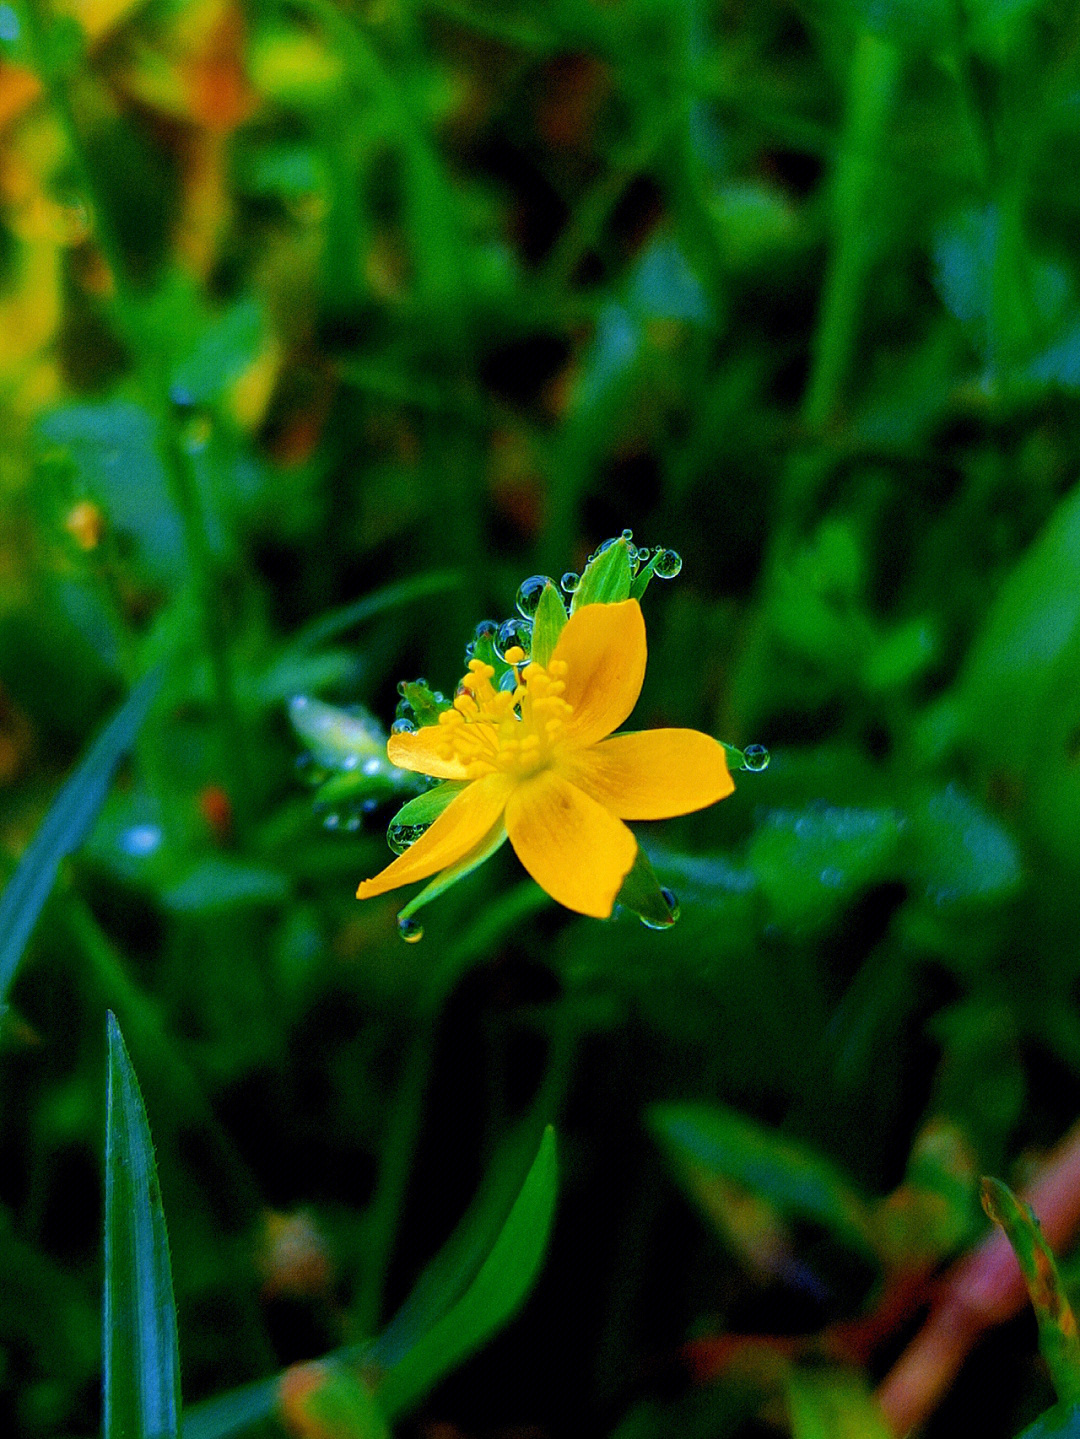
[474, 619, 499, 641]
[391, 717, 417, 735]
[741, 743, 770, 772]
[654, 548, 683, 579]
[516, 575, 554, 618]
[560, 571, 580, 593]
[398, 915, 424, 943]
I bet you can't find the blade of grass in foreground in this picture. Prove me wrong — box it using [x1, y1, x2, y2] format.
[0, 668, 162, 1008]
[104, 1011, 182, 1439]
[286, 570, 464, 652]
[181, 1124, 558, 1439]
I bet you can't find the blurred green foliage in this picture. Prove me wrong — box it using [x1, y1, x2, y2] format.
[4, 0, 1080, 1433]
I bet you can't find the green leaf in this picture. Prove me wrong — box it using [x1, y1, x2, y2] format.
[1016, 1401, 1080, 1439]
[395, 824, 508, 924]
[572, 538, 633, 610]
[616, 847, 677, 929]
[957, 478, 1080, 874]
[906, 785, 1022, 908]
[648, 1102, 877, 1257]
[786, 1369, 893, 1439]
[103, 1012, 182, 1439]
[159, 858, 289, 914]
[388, 782, 468, 833]
[0, 668, 162, 1009]
[981, 1177, 1080, 1406]
[288, 696, 386, 770]
[376, 1126, 558, 1419]
[530, 582, 567, 667]
[747, 804, 904, 931]
[170, 299, 263, 407]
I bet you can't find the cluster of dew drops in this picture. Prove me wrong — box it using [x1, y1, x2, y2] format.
[391, 534, 685, 736]
[374, 534, 770, 941]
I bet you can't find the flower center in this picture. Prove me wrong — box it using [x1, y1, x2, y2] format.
[429, 651, 573, 780]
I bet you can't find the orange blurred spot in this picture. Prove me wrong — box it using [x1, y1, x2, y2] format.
[0, 63, 41, 133]
[259, 1210, 333, 1300]
[197, 784, 233, 841]
[279, 1361, 330, 1436]
[65, 500, 104, 551]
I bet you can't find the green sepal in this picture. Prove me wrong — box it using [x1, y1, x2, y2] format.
[471, 634, 513, 687]
[397, 824, 508, 922]
[981, 1176, 1080, 1407]
[398, 681, 450, 728]
[530, 583, 568, 667]
[572, 538, 633, 610]
[629, 548, 660, 601]
[388, 782, 468, 833]
[615, 847, 676, 928]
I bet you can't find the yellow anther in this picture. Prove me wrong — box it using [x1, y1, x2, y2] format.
[503, 646, 526, 664]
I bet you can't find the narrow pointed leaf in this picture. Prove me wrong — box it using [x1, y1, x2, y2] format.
[104, 1011, 182, 1439]
[982, 1176, 1080, 1405]
[616, 847, 676, 928]
[0, 668, 162, 1008]
[387, 782, 469, 833]
[376, 1126, 558, 1419]
[530, 583, 568, 667]
[571, 538, 633, 609]
[396, 824, 508, 923]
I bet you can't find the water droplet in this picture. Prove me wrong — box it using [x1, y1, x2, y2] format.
[741, 743, 770, 772]
[361, 798, 379, 813]
[516, 575, 554, 619]
[323, 812, 340, 830]
[464, 641, 476, 661]
[474, 619, 498, 641]
[387, 821, 429, 855]
[391, 717, 417, 735]
[561, 571, 580, 594]
[394, 698, 415, 724]
[621, 528, 634, 541]
[120, 823, 162, 857]
[345, 814, 362, 831]
[498, 669, 519, 692]
[398, 915, 424, 943]
[639, 887, 680, 929]
[362, 756, 381, 775]
[495, 616, 532, 660]
[654, 548, 682, 579]
[170, 385, 196, 409]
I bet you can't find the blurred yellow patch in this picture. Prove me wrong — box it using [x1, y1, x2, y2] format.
[248, 27, 344, 104]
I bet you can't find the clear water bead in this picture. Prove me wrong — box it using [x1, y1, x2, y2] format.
[391, 717, 417, 735]
[516, 575, 553, 618]
[560, 571, 580, 593]
[495, 616, 533, 659]
[387, 822, 429, 855]
[397, 916, 424, 943]
[640, 887, 680, 929]
[741, 743, 770, 772]
[654, 549, 683, 579]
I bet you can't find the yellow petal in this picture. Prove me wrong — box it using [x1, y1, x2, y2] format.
[387, 726, 471, 780]
[559, 729, 735, 819]
[551, 598, 647, 748]
[504, 770, 637, 918]
[356, 773, 512, 899]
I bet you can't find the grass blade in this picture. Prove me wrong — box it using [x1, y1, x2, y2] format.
[377, 1125, 558, 1420]
[0, 668, 162, 1007]
[104, 1011, 182, 1439]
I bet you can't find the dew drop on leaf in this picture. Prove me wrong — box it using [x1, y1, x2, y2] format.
[741, 743, 770, 772]
[516, 575, 554, 619]
[398, 915, 424, 943]
[654, 549, 683, 579]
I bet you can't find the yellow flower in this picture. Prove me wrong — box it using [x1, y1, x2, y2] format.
[356, 599, 734, 918]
